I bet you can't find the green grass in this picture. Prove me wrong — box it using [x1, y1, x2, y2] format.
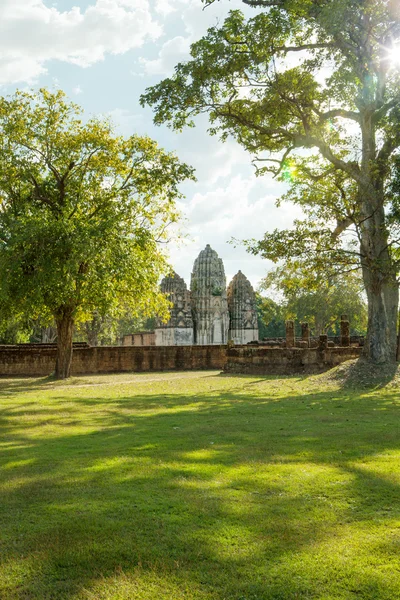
[1, 368, 400, 599]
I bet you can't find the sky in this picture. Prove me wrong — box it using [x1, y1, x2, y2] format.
[0, 0, 303, 289]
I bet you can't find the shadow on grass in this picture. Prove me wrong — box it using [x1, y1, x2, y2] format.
[0, 374, 57, 396]
[1, 379, 400, 598]
[0, 371, 221, 400]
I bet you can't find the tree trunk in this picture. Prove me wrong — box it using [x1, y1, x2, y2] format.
[55, 307, 75, 379]
[360, 197, 399, 363]
[362, 269, 398, 363]
[358, 105, 399, 363]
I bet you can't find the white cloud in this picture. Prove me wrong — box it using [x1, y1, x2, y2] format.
[194, 140, 251, 186]
[168, 174, 303, 289]
[154, 0, 176, 17]
[0, 56, 46, 86]
[0, 0, 162, 84]
[140, 35, 190, 75]
[140, 0, 248, 76]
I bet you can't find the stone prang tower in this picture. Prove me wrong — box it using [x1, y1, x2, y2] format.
[190, 245, 230, 345]
[227, 270, 259, 344]
[154, 272, 194, 346]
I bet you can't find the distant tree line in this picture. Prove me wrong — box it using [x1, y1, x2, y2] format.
[0, 268, 367, 346]
[256, 270, 367, 339]
[0, 311, 156, 347]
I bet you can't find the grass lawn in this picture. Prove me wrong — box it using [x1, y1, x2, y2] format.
[1, 367, 400, 599]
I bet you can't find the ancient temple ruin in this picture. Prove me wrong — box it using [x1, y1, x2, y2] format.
[227, 270, 259, 344]
[190, 244, 230, 345]
[154, 272, 194, 346]
[154, 244, 259, 346]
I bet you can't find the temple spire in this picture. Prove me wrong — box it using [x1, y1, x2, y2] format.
[155, 272, 194, 345]
[227, 271, 259, 344]
[190, 245, 229, 345]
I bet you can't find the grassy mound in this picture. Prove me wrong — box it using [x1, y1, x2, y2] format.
[315, 358, 400, 389]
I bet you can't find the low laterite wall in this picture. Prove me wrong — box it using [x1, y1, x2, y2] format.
[0, 343, 362, 377]
[0, 344, 228, 377]
[224, 345, 363, 375]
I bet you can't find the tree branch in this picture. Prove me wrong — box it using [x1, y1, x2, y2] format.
[213, 103, 364, 184]
[275, 42, 336, 53]
[373, 97, 400, 124]
[317, 109, 361, 123]
[253, 146, 294, 177]
[29, 175, 60, 214]
[331, 217, 353, 239]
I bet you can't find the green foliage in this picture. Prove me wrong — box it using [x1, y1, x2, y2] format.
[211, 288, 223, 296]
[256, 267, 367, 337]
[113, 311, 156, 339]
[75, 310, 157, 346]
[141, 0, 400, 274]
[142, 0, 400, 361]
[263, 266, 368, 335]
[0, 88, 194, 333]
[0, 315, 30, 344]
[255, 293, 285, 338]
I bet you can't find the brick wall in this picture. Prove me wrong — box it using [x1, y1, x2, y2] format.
[0, 344, 228, 377]
[122, 332, 156, 346]
[0, 343, 363, 378]
[224, 345, 362, 375]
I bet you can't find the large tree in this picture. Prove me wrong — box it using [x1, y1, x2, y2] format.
[142, 0, 400, 363]
[0, 89, 193, 378]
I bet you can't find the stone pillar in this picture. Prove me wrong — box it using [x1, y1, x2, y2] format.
[286, 321, 295, 348]
[319, 334, 328, 350]
[340, 315, 350, 347]
[301, 322, 310, 347]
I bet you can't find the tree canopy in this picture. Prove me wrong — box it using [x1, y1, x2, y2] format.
[262, 267, 367, 336]
[255, 294, 285, 339]
[0, 89, 194, 378]
[142, 0, 400, 363]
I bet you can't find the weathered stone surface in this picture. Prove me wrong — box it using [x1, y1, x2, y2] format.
[0, 345, 228, 376]
[0, 344, 362, 377]
[123, 332, 155, 346]
[301, 323, 310, 346]
[286, 321, 295, 348]
[224, 345, 362, 375]
[297, 341, 309, 349]
[155, 272, 194, 346]
[190, 245, 230, 345]
[340, 318, 350, 347]
[319, 334, 328, 350]
[227, 270, 258, 344]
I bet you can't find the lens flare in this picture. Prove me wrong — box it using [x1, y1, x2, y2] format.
[282, 161, 297, 182]
[385, 45, 400, 68]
